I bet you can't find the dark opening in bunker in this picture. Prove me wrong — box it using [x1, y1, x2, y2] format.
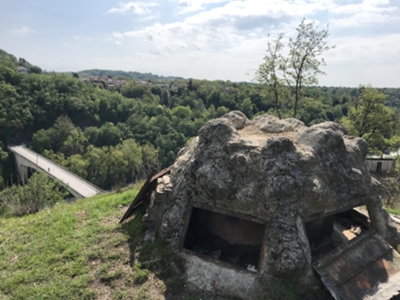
[183, 207, 265, 271]
[305, 208, 371, 258]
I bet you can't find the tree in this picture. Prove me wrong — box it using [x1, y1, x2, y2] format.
[151, 85, 162, 96]
[171, 106, 192, 119]
[46, 116, 76, 151]
[258, 19, 334, 119]
[121, 82, 146, 98]
[32, 129, 51, 153]
[241, 98, 255, 118]
[283, 19, 334, 118]
[28, 65, 42, 74]
[256, 33, 285, 119]
[341, 86, 396, 153]
[60, 128, 88, 156]
[97, 122, 122, 147]
[216, 106, 229, 117]
[117, 139, 143, 182]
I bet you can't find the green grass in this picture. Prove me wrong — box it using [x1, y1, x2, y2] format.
[0, 187, 184, 300]
[386, 207, 400, 216]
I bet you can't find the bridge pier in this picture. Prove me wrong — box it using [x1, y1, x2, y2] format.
[18, 165, 28, 184]
[14, 152, 38, 184]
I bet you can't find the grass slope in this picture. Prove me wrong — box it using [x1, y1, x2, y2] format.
[0, 188, 187, 300]
[0, 185, 340, 300]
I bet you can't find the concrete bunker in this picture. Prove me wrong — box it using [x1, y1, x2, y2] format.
[121, 111, 400, 300]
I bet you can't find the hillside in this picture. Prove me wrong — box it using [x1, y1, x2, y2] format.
[0, 187, 195, 300]
[76, 69, 185, 82]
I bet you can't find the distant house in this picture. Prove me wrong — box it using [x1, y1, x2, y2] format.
[137, 80, 152, 87]
[222, 87, 236, 94]
[154, 84, 169, 89]
[17, 66, 28, 74]
[366, 155, 396, 173]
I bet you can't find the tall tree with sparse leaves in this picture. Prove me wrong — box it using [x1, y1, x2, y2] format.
[257, 19, 334, 118]
[284, 18, 334, 118]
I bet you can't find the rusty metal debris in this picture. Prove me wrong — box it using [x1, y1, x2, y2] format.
[119, 167, 171, 223]
[313, 230, 400, 300]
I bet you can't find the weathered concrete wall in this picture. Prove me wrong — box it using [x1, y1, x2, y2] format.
[182, 252, 262, 299]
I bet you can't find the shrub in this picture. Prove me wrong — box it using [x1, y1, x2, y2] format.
[0, 172, 67, 216]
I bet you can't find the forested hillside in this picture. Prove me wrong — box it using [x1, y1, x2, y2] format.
[76, 69, 185, 82]
[1, 48, 400, 191]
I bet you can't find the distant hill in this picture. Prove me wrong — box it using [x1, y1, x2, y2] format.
[0, 49, 33, 69]
[0, 49, 18, 64]
[76, 69, 185, 82]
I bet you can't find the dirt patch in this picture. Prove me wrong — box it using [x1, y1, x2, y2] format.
[88, 280, 112, 300]
[75, 210, 89, 226]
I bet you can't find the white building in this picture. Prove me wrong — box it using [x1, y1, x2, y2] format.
[366, 155, 396, 173]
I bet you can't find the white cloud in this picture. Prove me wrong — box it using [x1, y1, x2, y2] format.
[11, 25, 35, 35]
[363, 0, 390, 6]
[113, 32, 124, 39]
[330, 0, 398, 27]
[50, 0, 398, 87]
[329, 34, 400, 63]
[107, 2, 159, 15]
[73, 35, 92, 41]
[331, 11, 392, 27]
[111, 0, 337, 62]
[171, 0, 230, 14]
[184, 0, 334, 26]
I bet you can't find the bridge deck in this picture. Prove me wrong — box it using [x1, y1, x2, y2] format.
[9, 146, 102, 198]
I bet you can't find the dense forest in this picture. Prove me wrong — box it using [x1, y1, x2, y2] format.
[1, 48, 400, 192]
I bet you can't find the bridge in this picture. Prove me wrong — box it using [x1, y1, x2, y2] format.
[9, 145, 103, 199]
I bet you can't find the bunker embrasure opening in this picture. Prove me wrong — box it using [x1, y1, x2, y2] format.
[305, 207, 371, 258]
[183, 207, 265, 272]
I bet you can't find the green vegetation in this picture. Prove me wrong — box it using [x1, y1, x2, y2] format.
[76, 69, 184, 82]
[0, 172, 67, 217]
[0, 187, 189, 300]
[1, 45, 400, 192]
[386, 207, 400, 216]
[341, 86, 399, 153]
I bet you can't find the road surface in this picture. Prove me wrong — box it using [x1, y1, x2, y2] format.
[9, 145, 102, 198]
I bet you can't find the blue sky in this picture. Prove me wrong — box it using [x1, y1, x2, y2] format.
[1, 0, 399, 87]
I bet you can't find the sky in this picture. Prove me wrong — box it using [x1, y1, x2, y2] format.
[0, 0, 399, 87]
